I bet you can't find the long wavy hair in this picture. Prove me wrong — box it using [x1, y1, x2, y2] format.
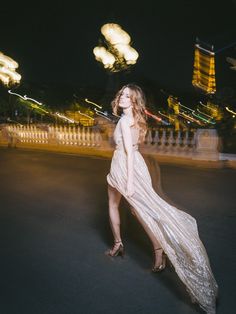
[111, 84, 148, 143]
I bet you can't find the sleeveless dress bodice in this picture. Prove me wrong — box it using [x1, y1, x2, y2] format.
[113, 115, 139, 151]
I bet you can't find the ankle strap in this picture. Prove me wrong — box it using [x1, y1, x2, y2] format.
[154, 247, 162, 251]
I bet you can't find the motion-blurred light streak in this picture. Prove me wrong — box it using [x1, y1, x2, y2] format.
[54, 112, 75, 123]
[94, 108, 112, 121]
[226, 106, 236, 115]
[144, 109, 162, 122]
[178, 112, 202, 125]
[78, 111, 94, 120]
[158, 111, 175, 122]
[85, 98, 102, 109]
[8, 90, 42, 105]
[196, 108, 214, 119]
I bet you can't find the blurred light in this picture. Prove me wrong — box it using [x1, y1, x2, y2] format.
[113, 44, 139, 64]
[145, 109, 162, 122]
[94, 23, 139, 72]
[192, 42, 216, 94]
[101, 23, 130, 45]
[112, 112, 121, 118]
[94, 108, 112, 121]
[8, 90, 42, 105]
[226, 106, 236, 115]
[77, 110, 94, 120]
[55, 112, 75, 123]
[0, 51, 21, 86]
[93, 46, 116, 69]
[85, 98, 102, 109]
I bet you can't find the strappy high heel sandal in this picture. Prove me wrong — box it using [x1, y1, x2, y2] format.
[152, 247, 167, 272]
[106, 240, 125, 258]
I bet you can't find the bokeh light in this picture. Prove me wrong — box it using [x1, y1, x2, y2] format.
[93, 23, 139, 72]
[0, 51, 21, 86]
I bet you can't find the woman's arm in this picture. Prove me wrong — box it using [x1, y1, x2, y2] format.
[120, 117, 135, 197]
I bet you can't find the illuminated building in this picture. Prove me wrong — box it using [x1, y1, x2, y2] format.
[192, 39, 216, 94]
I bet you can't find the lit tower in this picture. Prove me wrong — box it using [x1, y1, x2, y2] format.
[192, 39, 216, 94]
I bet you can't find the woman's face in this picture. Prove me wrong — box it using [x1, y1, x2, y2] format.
[118, 87, 132, 109]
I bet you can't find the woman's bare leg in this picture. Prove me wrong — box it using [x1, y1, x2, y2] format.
[130, 206, 165, 269]
[107, 184, 123, 254]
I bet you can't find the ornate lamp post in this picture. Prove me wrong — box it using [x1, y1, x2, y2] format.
[93, 23, 139, 106]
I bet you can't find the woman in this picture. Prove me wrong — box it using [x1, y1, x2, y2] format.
[106, 84, 218, 314]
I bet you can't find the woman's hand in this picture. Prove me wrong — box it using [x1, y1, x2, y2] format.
[126, 181, 135, 197]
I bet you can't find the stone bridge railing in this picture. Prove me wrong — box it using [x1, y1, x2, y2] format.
[0, 124, 220, 160]
[3, 125, 103, 147]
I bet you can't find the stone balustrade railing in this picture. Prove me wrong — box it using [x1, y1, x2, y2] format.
[141, 128, 197, 155]
[3, 124, 103, 147]
[0, 124, 220, 160]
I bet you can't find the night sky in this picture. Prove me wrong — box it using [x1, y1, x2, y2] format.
[1, 0, 236, 96]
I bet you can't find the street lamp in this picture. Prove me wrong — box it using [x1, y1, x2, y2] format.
[0, 51, 21, 87]
[93, 23, 139, 73]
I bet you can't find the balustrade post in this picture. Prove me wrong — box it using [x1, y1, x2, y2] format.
[193, 129, 219, 160]
[166, 129, 174, 153]
[153, 129, 159, 150]
[159, 129, 167, 152]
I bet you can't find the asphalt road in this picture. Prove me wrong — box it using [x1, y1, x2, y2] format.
[0, 148, 235, 314]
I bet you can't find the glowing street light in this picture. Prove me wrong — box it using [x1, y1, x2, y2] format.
[93, 23, 139, 72]
[0, 51, 21, 86]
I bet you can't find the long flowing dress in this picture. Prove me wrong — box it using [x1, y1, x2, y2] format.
[107, 115, 218, 314]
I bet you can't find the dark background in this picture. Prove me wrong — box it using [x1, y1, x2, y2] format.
[1, 0, 236, 104]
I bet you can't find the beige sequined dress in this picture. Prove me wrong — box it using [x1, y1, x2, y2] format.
[107, 115, 218, 314]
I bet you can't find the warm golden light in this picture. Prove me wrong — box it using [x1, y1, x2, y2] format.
[192, 44, 216, 94]
[0, 52, 18, 69]
[93, 23, 139, 72]
[0, 72, 10, 85]
[0, 51, 21, 86]
[114, 44, 139, 64]
[93, 46, 116, 69]
[101, 23, 131, 45]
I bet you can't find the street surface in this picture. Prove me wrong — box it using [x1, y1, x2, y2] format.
[0, 148, 235, 314]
